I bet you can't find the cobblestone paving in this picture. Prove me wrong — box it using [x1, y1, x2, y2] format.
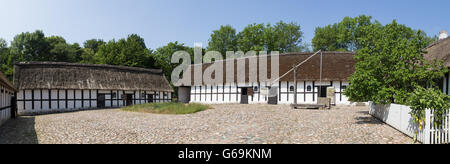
[0, 104, 413, 144]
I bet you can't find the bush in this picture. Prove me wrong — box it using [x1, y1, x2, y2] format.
[407, 86, 449, 133]
[121, 102, 212, 115]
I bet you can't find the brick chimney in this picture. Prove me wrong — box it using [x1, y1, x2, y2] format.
[439, 30, 448, 40]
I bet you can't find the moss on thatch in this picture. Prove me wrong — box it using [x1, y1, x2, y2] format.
[14, 62, 173, 92]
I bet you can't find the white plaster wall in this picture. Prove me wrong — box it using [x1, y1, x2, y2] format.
[369, 102, 417, 139]
[189, 81, 353, 105]
[17, 89, 172, 115]
[0, 86, 12, 127]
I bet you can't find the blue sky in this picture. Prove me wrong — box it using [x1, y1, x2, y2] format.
[0, 0, 449, 49]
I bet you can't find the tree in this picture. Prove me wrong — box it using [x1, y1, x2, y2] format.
[344, 20, 444, 104]
[80, 48, 96, 64]
[10, 30, 49, 62]
[152, 41, 193, 79]
[46, 36, 83, 62]
[237, 23, 266, 53]
[0, 38, 12, 79]
[83, 39, 105, 53]
[236, 21, 305, 53]
[94, 34, 153, 68]
[265, 21, 304, 53]
[207, 25, 238, 56]
[312, 15, 381, 51]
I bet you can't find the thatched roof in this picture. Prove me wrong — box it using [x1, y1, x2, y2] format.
[178, 51, 356, 86]
[425, 37, 450, 67]
[14, 62, 173, 92]
[0, 71, 16, 92]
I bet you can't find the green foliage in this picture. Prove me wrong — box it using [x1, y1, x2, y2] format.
[344, 20, 444, 104]
[10, 30, 49, 62]
[46, 36, 83, 62]
[94, 34, 154, 68]
[207, 25, 238, 56]
[207, 21, 305, 54]
[407, 86, 450, 141]
[0, 38, 11, 78]
[1, 31, 157, 81]
[152, 41, 194, 79]
[237, 23, 266, 53]
[312, 15, 381, 51]
[264, 21, 304, 53]
[121, 102, 211, 115]
[1, 30, 84, 80]
[83, 39, 105, 53]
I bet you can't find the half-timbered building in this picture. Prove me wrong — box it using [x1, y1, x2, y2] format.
[177, 51, 356, 105]
[0, 72, 16, 126]
[14, 62, 173, 115]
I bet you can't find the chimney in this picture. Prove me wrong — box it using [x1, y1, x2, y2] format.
[439, 30, 448, 40]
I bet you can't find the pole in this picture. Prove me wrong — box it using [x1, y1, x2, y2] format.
[293, 65, 298, 105]
[270, 50, 321, 86]
[319, 51, 323, 96]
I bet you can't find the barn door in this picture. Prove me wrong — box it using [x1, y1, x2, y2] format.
[319, 86, 328, 98]
[240, 88, 249, 104]
[97, 94, 106, 108]
[147, 94, 154, 103]
[126, 94, 133, 106]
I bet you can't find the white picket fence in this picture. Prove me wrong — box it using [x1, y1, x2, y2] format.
[369, 102, 450, 144]
[420, 109, 450, 144]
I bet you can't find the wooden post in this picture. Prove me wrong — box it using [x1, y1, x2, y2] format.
[293, 65, 298, 105]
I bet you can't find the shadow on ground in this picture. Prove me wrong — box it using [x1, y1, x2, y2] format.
[355, 116, 384, 125]
[0, 117, 38, 144]
[356, 111, 370, 115]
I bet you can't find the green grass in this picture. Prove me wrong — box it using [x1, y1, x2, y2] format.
[121, 102, 212, 115]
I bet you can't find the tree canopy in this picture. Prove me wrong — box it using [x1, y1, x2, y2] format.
[152, 41, 194, 80]
[344, 20, 444, 104]
[207, 25, 238, 55]
[312, 15, 381, 51]
[208, 21, 307, 54]
[94, 34, 153, 68]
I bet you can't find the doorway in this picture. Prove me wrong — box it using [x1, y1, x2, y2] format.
[97, 94, 106, 108]
[318, 86, 328, 98]
[240, 87, 254, 104]
[147, 94, 154, 103]
[126, 94, 133, 106]
[240, 88, 249, 104]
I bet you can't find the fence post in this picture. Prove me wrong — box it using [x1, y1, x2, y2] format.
[424, 109, 431, 144]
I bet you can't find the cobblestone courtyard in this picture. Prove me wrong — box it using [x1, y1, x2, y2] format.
[0, 104, 413, 144]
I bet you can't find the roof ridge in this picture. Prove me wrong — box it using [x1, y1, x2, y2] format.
[15, 62, 163, 74]
[427, 37, 450, 49]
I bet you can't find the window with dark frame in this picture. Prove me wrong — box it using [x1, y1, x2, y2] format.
[342, 85, 348, 90]
[289, 86, 295, 92]
[254, 86, 259, 92]
[306, 85, 312, 92]
[111, 92, 117, 99]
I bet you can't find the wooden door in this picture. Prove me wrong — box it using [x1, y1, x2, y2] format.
[240, 88, 249, 104]
[97, 94, 106, 108]
[126, 94, 133, 106]
[147, 94, 154, 103]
